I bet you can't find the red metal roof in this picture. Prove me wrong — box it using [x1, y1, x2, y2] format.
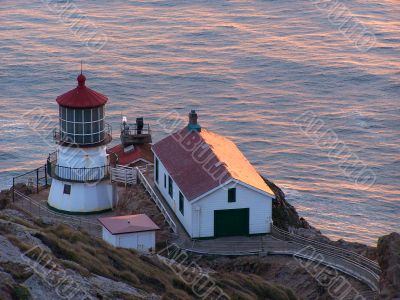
[107, 144, 153, 166]
[98, 214, 160, 235]
[152, 128, 274, 201]
[56, 73, 108, 108]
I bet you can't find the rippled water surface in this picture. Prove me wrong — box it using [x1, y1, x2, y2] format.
[0, 0, 399, 245]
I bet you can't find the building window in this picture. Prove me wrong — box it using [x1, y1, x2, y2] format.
[155, 158, 159, 183]
[164, 174, 166, 188]
[179, 192, 184, 215]
[168, 176, 173, 198]
[228, 188, 236, 202]
[63, 184, 71, 195]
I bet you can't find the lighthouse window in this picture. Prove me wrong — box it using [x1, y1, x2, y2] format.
[99, 107, 104, 119]
[67, 121, 74, 133]
[67, 108, 74, 121]
[63, 184, 71, 195]
[84, 109, 92, 122]
[84, 122, 92, 134]
[92, 108, 99, 119]
[61, 119, 66, 132]
[75, 110, 83, 122]
[75, 122, 83, 135]
[93, 121, 99, 133]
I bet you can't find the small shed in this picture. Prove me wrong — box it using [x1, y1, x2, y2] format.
[98, 214, 159, 252]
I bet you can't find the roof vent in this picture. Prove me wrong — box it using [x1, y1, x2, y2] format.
[188, 110, 201, 132]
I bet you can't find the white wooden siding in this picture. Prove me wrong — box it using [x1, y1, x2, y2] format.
[102, 226, 117, 245]
[154, 155, 192, 233]
[102, 227, 156, 252]
[192, 182, 272, 238]
[154, 154, 272, 238]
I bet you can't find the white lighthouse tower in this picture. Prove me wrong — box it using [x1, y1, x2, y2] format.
[47, 72, 114, 213]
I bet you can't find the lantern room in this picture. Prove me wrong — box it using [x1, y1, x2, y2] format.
[54, 73, 111, 146]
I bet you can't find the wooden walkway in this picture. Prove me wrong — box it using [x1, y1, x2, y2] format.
[138, 166, 380, 294]
[13, 190, 103, 238]
[12, 166, 381, 296]
[173, 234, 380, 293]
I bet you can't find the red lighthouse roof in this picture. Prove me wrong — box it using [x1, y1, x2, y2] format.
[56, 73, 108, 108]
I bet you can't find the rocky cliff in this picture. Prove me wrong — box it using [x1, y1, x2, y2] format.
[0, 206, 298, 300]
[377, 232, 400, 299]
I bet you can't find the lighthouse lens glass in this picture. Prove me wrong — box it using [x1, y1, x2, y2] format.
[58, 105, 106, 145]
[75, 110, 83, 122]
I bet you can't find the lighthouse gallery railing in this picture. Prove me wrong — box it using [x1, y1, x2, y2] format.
[47, 152, 111, 183]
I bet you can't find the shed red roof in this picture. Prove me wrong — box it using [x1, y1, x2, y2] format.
[98, 214, 160, 235]
[152, 128, 273, 201]
[56, 73, 108, 108]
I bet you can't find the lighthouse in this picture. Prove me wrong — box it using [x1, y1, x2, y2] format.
[47, 72, 114, 213]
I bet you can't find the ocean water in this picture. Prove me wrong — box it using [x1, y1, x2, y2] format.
[0, 0, 398, 245]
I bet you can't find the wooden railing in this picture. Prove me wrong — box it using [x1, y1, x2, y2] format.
[111, 165, 137, 185]
[136, 167, 177, 233]
[271, 224, 380, 291]
[13, 190, 102, 238]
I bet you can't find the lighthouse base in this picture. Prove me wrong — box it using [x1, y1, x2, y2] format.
[48, 179, 114, 214]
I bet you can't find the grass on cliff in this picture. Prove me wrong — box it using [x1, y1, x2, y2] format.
[0, 213, 298, 299]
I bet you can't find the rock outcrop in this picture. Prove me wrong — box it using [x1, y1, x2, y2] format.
[377, 232, 400, 299]
[0, 189, 11, 210]
[0, 208, 299, 300]
[263, 176, 313, 230]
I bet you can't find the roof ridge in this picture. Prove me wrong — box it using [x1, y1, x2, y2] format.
[200, 129, 234, 180]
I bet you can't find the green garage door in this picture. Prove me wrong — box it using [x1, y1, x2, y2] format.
[214, 208, 249, 237]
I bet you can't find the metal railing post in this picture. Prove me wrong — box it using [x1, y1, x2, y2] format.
[36, 168, 39, 193]
[12, 178, 15, 202]
[44, 164, 48, 188]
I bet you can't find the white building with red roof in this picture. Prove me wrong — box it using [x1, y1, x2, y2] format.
[99, 214, 159, 252]
[152, 111, 274, 238]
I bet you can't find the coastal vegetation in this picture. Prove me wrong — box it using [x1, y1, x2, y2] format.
[0, 184, 398, 299]
[0, 203, 299, 299]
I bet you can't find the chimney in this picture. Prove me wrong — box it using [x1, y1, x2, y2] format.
[188, 110, 201, 132]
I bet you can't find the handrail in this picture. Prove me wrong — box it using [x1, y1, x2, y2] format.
[271, 224, 380, 292]
[136, 167, 177, 233]
[47, 154, 110, 183]
[121, 123, 151, 136]
[13, 190, 101, 237]
[271, 225, 380, 273]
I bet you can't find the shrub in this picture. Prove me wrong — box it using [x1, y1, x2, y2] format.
[13, 285, 31, 300]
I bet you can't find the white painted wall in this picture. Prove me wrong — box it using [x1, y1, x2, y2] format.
[102, 227, 156, 252]
[192, 181, 273, 238]
[102, 225, 117, 245]
[56, 145, 109, 181]
[154, 154, 272, 238]
[154, 155, 192, 233]
[57, 145, 108, 168]
[48, 179, 114, 213]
